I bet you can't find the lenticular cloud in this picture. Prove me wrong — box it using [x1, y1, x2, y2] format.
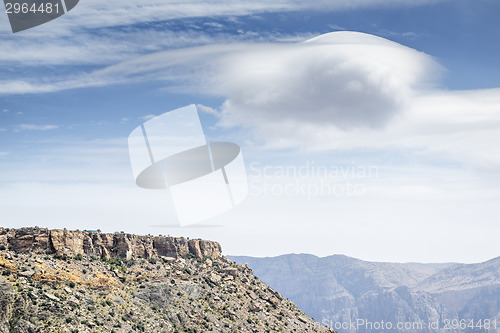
[76, 31, 441, 137]
[216, 32, 441, 131]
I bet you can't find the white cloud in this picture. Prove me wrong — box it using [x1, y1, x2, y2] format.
[214, 32, 441, 130]
[0, 137, 132, 184]
[228, 88, 500, 172]
[0, 31, 300, 94]
[0, 0, 440, 71]
[197, 104, 221, 118]
[139, 114, 157, 121]
[0, 77, 108, 95]
[1, 31, 438, 96]
[0, 152, 9, 156]
[0, 29, 227, 66]
[87, 30, 495, 173]
[11, 0, 438, 33]
[2, 31, 498, 175]
[0, 182, 177, 233]
[17, 124, 59, 131]
[2, 109, 8, 113]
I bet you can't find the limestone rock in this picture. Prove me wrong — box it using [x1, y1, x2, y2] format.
[0, 283, 14, 330]
[247, 290, 258, 300]
[44, 292, 60, 302]
[209, 272, 221, 284]
[2, 227, 221, 261]
[67, 296, 79, 306]
[18, 270, 35, 278]
[49, 229, 85, 257]
[223, 267, 238, 277]
[6, 227, 50, 253]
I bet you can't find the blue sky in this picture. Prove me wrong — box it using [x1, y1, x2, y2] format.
[1, 0, 500, 263]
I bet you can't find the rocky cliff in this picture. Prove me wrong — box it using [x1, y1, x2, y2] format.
[0, 228, 333, 333]
[0, 227, 221, 261]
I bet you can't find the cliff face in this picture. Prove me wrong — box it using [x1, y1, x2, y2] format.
[0, 228, 332, 333]
[0, 227, 221, 261]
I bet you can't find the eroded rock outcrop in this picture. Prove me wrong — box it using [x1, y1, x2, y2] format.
[0, 227, 221, 260]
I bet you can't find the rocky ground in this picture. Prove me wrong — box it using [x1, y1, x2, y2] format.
[0, 228, 334, 333]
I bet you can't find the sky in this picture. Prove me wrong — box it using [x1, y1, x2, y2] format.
[1, 0, 500, 263]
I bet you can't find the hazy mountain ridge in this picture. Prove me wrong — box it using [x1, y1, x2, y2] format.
[415, 256, 500, 293]
[230, 254, 500, 333]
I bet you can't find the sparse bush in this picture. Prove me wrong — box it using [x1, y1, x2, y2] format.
[108, 258, 122, 267]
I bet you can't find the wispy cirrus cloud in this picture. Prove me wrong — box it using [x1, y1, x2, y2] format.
[3, 0, 439, 33]
[70, 31, 439, 128]
[197, 104, 221, 118]
[0, 29, 236, 66]
[16, 124, 59, 131]
[0, 29, 316, 95]
[63, 30, 497, 173]
[139, 114, 157, 121]
[2, 30, 499, 174]
[0, 0, 441, 75]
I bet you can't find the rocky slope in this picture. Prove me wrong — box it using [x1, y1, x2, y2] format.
[0, 228, 333, 333]
[231, 254, 500, 333]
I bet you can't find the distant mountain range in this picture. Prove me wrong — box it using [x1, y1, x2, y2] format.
[230, 254, 500, 333]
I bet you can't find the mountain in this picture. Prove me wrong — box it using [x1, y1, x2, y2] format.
[0, 228, 333, 333]
[230, 254, 500, 333]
